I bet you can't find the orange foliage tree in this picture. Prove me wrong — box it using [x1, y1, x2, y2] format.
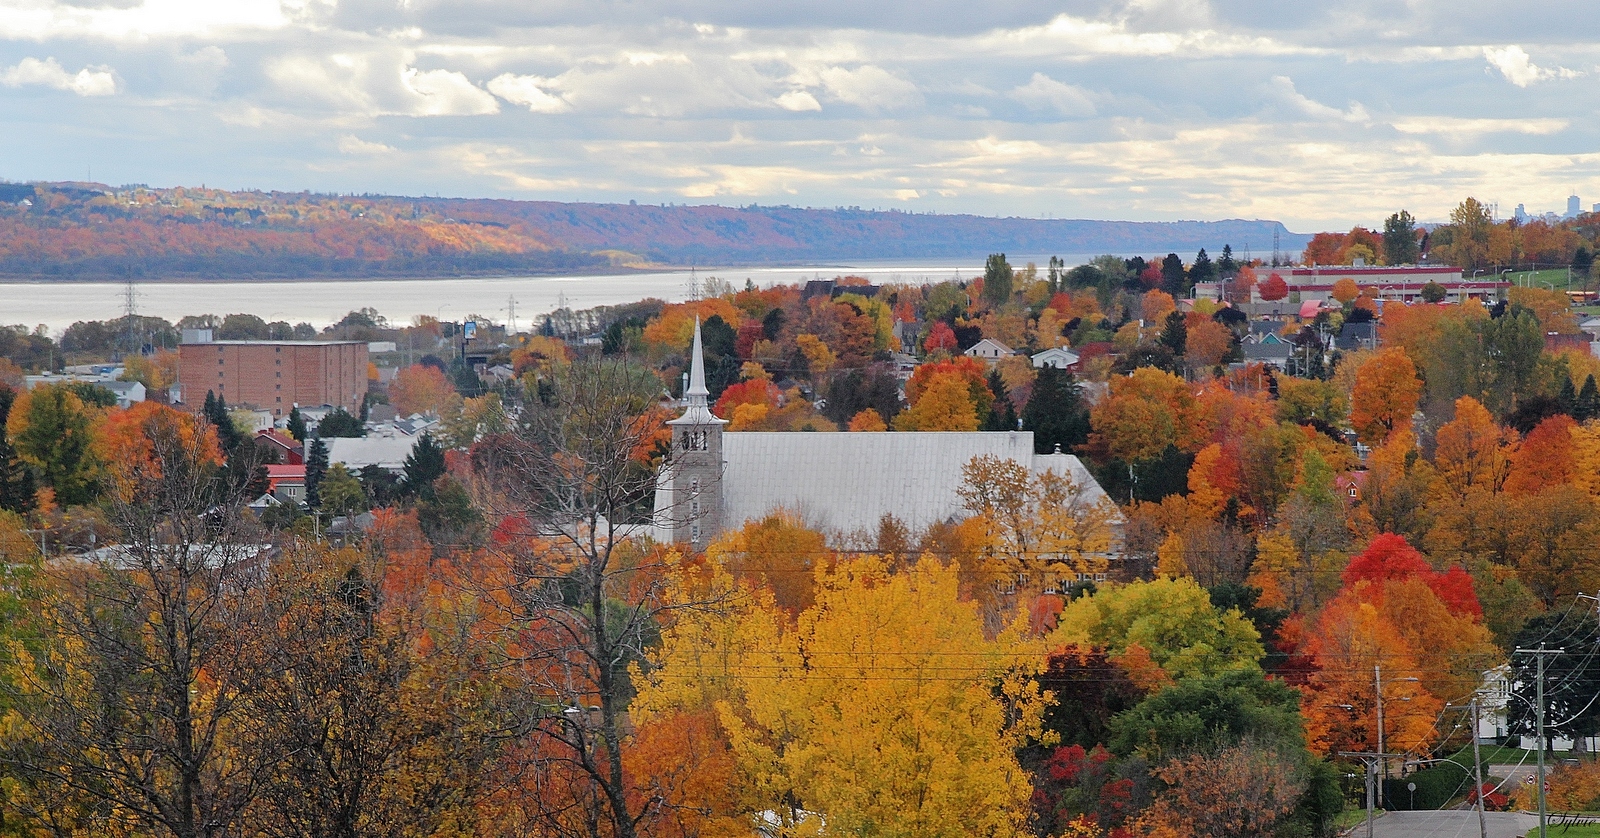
[390, 364, 457, 417]
[1504, 414, 1576, 494]
[1349, 348, 1421, 444]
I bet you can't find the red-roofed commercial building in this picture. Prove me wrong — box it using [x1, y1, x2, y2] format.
[1255, 265, 1504, 304]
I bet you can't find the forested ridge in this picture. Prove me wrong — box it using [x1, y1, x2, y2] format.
[0, 180, 1308, 278]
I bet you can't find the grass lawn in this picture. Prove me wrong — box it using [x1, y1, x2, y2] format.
[1448, 744, 1578, 766]
[1526, 824, 1600, 837]
[1333, 807, 1382, 830]
[1504, 267, 1579, 290]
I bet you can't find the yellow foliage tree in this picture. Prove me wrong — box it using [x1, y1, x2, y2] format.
[892, 372, 979, 431]
[1431, 396, 1513, 499]
[635, 557, 1044, 838]
[847, 408, 887, 431]
[1349, 348, 1421, 445]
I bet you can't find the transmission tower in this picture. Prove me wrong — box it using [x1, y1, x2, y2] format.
[1271, 228, 1282, 267]
[504, 295, 519, 335]
[121, 274, 141, 358]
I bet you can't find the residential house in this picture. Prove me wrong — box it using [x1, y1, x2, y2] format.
[964, 338, 1013, 365]
[1031, 347, 1080, 369]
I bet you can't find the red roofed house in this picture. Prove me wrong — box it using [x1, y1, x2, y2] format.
[255, 429, 304, 465]
[265, 464, 307, 505]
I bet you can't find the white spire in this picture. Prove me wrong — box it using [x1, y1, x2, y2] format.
[669, 316, 725, 426]
[686, 316, 710, 400]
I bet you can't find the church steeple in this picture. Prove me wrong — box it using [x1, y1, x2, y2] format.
[669, 317, 726, 428]
[665, 317, 725, 549]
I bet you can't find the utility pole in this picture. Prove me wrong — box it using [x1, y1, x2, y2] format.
[1340, 751, 1406, 838]
[1515, 643, 1564, 838]
[1373, 663, 1420, 809]
[1472, 698, 1488, 838]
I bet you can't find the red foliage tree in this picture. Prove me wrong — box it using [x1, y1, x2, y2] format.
[1258, 273, 1289, 301]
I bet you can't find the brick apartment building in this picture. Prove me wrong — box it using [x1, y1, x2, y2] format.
[178, 339, 368, 417]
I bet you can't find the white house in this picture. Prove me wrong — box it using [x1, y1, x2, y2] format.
[1031, 347, 1080, 369]
[964, 338, 1013, 364]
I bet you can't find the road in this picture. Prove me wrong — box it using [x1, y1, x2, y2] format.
[1360, 810, 1537, 838]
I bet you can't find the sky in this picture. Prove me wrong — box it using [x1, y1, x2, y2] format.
[2, 0, 1599, 231]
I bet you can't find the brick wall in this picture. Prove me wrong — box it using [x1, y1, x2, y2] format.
[179, 342, 368, 416]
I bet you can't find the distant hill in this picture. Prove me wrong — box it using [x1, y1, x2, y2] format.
[0, 182, 1310, 279]
[416, 199, 1310, 264]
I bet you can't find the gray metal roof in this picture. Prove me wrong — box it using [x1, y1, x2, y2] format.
[324, 436, 417, 471]
[718, 431, 1114, 536]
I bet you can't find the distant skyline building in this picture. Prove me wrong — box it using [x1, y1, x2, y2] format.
[1570, 194, 1583, 219]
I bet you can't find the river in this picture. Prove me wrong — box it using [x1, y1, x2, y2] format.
[0, 256, 1102, 335]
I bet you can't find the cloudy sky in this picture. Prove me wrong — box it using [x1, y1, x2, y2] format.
[2, 0, 1598, 230]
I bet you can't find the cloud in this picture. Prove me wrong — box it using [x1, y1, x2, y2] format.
[401, 67, 499, 116]
[0, 0, 305, 42]
[1268, 75, 1368, 123]
[817, 65, 921, 111]
[1391, 116, 1568, 136]
[337, 134, 395, 154]
[1, 56, 116, 96]
[1483, 45, 1579, 87]
[487, 73, 570, 113]
[774, 89, 821, 111]
[1008, 72, 1095, 117]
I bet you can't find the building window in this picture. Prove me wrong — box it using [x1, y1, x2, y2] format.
[218, 358, 224, 365]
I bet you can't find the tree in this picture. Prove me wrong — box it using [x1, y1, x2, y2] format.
[1050, 577, 1264, 685]
[5, 384, 101, 506]
[924, 320, 958, 353]
[1186, 318, 1232, 371]
[983, 252, 1014, 307]
[1331, 277, 1360, 304]
[1505, 414, 1577, 494]
[1134, 741, 1309, 838]
[1218, 244, 1237, 276]
[707, 512, 831, 614]
[1161, 253, 1186, 297]
[1258, 273, 1289, 301]
[636, 557, 1042, 838]
[304, 437, 329, 510]
[286, 405, 307, 442]
[1432, 396, 1513, 498]
[0, 402, 271, 837]
[389, 363, 457, 417]
[1158, 310, 1187, 356]
[847, 408, 887, 431]
[230, 547, 493, 836]
[319, 463, 366, 516]
[1382, 210, 1420, 265]
[1508, 612, 1600, 750]
[470, 356, 688, 838]
[1023, 366, 1091, 454]
[892, 372, 980, 431]
[0, 385, 36, 513]
[316, 407, 365, 438]
[1189, 248, 1216, 286]
[958, 454, 1118, 627]
[1349, 348, 1421, 444]
[401, 431, 446, 497]
[980, 369, 1017, 431]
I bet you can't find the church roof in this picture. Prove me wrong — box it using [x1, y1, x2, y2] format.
[719, 430, 1115, 536]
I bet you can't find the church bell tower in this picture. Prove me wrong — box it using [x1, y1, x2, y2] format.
[666, 318, 726, 550]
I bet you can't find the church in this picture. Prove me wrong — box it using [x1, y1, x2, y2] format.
[653, 320, 1118, 550]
